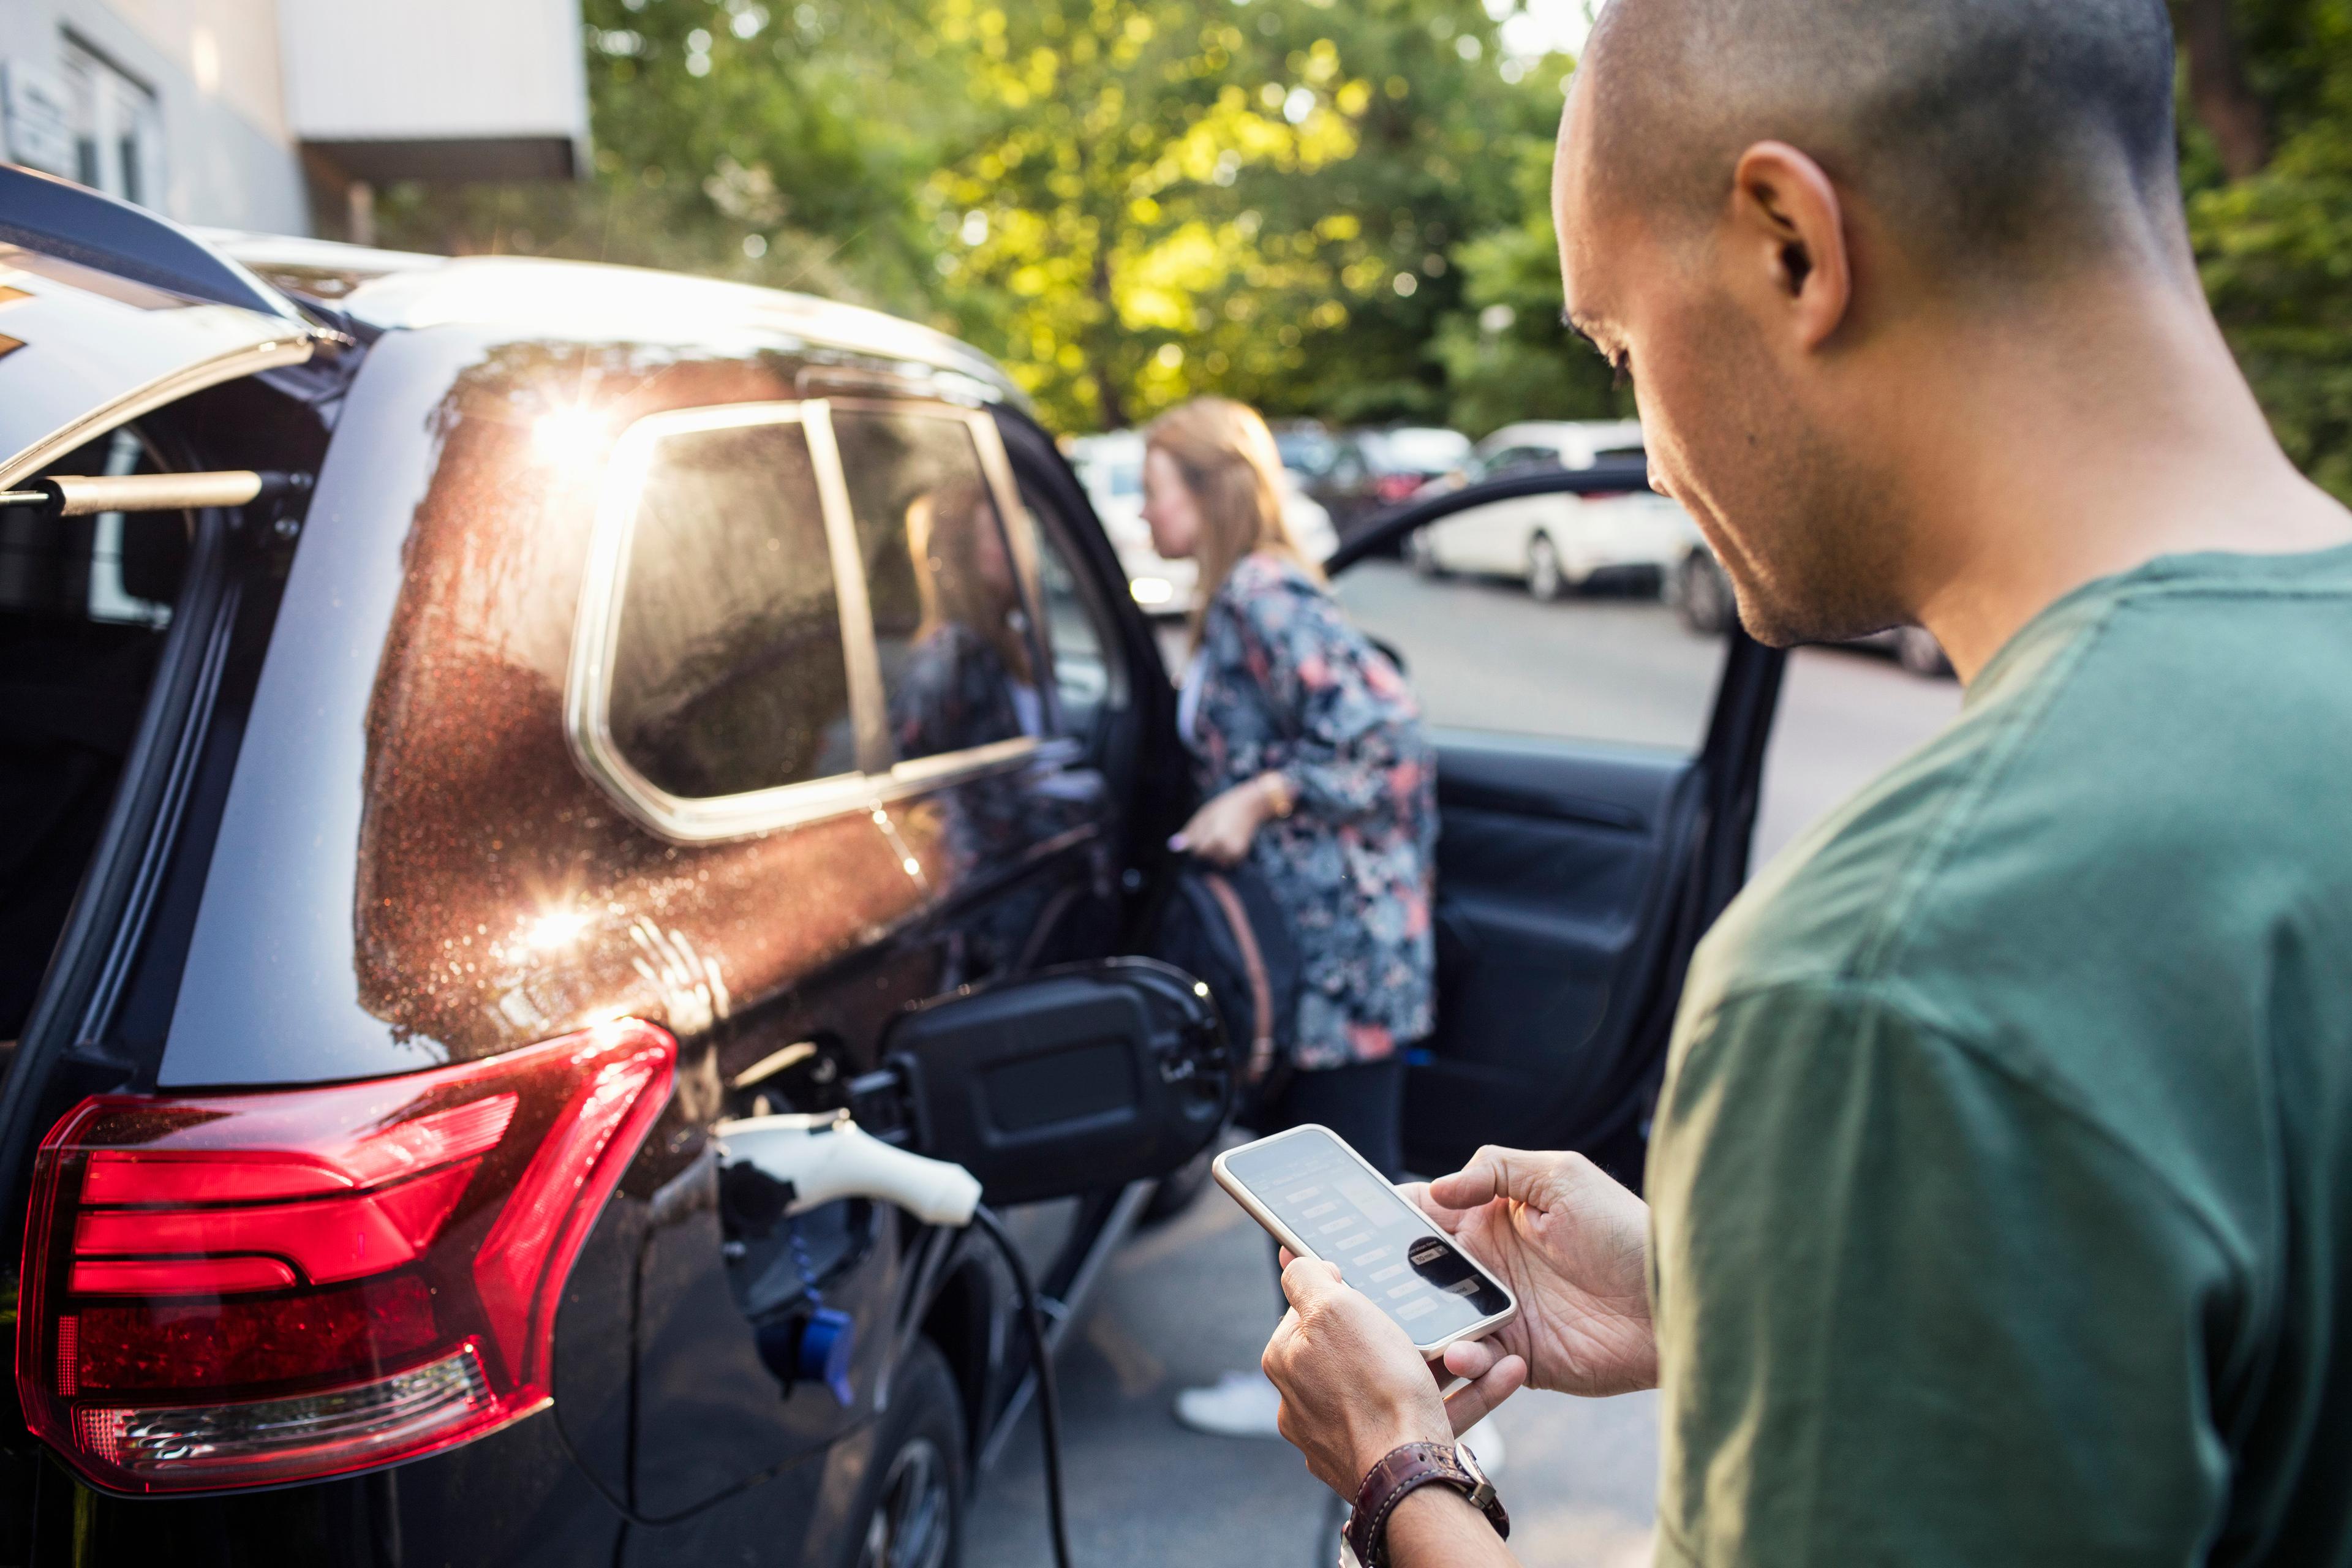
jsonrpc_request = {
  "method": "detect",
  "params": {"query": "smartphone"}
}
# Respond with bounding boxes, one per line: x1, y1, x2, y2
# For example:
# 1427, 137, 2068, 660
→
1212, 1124, 1517, 1358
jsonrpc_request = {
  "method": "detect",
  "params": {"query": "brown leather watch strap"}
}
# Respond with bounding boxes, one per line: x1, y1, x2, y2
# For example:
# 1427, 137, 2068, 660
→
1346, 1441, 1509, 1567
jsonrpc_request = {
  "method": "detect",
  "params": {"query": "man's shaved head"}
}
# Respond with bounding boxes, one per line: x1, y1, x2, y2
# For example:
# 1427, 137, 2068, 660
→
1551, 0, 2192, 651
1580, 0, 2182, 282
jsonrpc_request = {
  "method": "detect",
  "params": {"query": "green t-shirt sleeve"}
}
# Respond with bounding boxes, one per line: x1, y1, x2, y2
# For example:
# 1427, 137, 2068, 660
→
1646, 981, 2239, 1567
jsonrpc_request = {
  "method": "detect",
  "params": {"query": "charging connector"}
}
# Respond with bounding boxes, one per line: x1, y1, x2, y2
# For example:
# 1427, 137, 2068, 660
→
715, 1112, 1074, 1568
714, 1110, 981, 1226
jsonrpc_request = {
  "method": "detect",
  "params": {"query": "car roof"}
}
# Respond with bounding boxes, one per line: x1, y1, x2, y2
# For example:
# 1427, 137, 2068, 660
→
1480, 420, 1646, 462
203, 231, 1030, 408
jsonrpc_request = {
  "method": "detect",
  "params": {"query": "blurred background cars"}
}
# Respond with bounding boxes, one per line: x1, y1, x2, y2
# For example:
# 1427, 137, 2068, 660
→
1271, 420, 1340, 488
1069, 429, 1337, 616
1668, 540, 1956, 677
1405, 420, 1698, 601
1302, 426, 1475, 536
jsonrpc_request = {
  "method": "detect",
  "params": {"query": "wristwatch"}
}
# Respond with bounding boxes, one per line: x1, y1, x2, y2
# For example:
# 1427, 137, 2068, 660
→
1346, 1441, 1509, 1567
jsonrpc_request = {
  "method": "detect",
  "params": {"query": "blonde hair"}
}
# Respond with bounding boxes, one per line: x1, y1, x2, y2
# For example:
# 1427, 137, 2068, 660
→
1143, 397, 1323, 647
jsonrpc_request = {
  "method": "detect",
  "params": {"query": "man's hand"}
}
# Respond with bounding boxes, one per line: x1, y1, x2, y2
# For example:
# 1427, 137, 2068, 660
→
1412, 1147, 1658, 1420
1169, 776, 1279, 865
1261, 1258, 1469, 1497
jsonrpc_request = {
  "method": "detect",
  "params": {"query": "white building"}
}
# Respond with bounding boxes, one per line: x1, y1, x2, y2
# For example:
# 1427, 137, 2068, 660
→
0, 0, 589, 238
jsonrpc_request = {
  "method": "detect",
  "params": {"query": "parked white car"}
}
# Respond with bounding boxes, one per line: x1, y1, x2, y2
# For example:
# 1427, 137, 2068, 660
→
1068, 430, 1338, 616
1407, 420, 1698, 601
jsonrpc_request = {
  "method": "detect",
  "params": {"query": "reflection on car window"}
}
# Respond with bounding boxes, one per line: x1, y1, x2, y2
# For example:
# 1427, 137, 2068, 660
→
608, 419, 858, 798
831, 408, 1042, 763
1025, 491, 1118, 741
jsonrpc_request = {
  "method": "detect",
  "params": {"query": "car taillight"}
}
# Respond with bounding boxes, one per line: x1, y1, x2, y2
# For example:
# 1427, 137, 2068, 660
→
1374, 473, 1423, 502
15, 1020, 675, 1494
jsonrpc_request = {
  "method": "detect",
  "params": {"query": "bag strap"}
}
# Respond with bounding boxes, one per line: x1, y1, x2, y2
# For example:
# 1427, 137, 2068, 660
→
1198, 870, 1276, 1084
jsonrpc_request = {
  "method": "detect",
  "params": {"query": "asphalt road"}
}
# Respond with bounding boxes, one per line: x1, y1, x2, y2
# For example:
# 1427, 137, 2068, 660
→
968, 563, 1964, 1566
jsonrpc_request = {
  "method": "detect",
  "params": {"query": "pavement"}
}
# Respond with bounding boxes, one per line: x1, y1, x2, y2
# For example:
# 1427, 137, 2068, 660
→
970, 564, 1963, 1566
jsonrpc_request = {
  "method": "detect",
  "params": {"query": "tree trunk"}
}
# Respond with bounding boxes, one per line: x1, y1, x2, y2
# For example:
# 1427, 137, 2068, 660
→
2176, 0, 2271, 179
1089, 245, 1130, 431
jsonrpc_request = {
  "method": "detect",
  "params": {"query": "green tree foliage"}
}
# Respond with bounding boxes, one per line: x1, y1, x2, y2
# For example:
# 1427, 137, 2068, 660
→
374, 0, 956, 311
368, 0, 2347, 484
1426, 135, 1627, 436
2177, 0, 2352, 499
922, 0, 1569, 430
372, 0, 1588, 435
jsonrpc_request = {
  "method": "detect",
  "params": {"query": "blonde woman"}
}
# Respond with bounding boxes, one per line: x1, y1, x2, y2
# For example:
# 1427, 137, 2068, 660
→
1145, 398, 1441, 1439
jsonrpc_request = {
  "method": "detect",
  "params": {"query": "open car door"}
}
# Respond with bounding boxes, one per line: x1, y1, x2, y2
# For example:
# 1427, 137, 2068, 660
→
0, 165, 318, 492
1327, 470, 1785, 1183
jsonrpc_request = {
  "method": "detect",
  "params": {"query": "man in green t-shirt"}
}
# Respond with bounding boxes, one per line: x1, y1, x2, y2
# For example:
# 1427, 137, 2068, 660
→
1259, 1, 2352, 1564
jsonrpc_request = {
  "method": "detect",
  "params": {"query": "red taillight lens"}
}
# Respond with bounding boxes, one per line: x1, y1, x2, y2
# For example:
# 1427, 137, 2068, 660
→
15, 1020, 675, 1494
1375, 473, 1423, 502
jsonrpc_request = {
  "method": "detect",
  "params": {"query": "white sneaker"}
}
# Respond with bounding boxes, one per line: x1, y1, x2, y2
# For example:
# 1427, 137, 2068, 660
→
1173, 1370, 1284, 1438
1458, 1415, 1507, 1473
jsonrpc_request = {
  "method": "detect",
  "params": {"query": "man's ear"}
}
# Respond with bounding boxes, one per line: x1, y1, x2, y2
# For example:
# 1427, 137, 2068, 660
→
1728, 141, 1853, 351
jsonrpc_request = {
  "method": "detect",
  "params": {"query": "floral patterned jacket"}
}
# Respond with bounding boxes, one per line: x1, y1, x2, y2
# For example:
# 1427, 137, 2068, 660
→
1188, 551, 1437, 1068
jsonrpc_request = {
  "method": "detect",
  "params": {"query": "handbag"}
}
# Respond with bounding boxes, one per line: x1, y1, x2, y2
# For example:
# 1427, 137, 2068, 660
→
1144, 857, 1300, 1130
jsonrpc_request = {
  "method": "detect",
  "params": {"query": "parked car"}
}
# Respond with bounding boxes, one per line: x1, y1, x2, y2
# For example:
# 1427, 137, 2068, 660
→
1668, 540, 1956, 677
1406, 421, 1698, 601
1268, 420, 1338, 487
0, 170, 1224, 1567
1067, 429, 1336, 616
1305, 426, 1473, 535
0, 167, 1792, 1567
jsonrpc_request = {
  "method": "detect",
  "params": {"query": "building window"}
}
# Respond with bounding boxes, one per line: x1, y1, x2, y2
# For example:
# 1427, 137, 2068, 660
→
61, 38, 162, 209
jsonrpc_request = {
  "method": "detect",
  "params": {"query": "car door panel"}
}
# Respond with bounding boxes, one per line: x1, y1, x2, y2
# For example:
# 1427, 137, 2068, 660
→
0, 167, 318, 491
1410, 734, 1698, 1168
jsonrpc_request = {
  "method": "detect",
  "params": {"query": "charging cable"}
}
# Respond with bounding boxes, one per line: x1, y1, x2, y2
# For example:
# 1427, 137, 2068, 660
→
970, 1204, 1075, 1568
715, 1114, 1076, 1568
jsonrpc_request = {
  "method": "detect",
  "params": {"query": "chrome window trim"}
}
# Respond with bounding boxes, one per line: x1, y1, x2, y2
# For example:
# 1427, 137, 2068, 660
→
962, 406, 1064, 733
801, 399, 894, 775
821, 395, 1058, 763
566, 398, 1068, 846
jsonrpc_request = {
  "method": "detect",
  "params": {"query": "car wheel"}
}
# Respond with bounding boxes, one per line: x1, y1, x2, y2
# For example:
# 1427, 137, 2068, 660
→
1895, 625, 1954, 678
1528, 535, 1566, 602
845, 1341, 965, 1568
1406, 530, 1443, 578
1675, 551, 1735, 635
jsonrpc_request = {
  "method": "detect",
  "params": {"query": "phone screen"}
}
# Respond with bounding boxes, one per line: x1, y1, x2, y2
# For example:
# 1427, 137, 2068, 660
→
1224, 1127, 1510, 1343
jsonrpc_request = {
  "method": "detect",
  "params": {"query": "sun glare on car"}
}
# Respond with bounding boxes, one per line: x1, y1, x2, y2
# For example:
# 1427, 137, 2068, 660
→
532, 407, 611, 469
